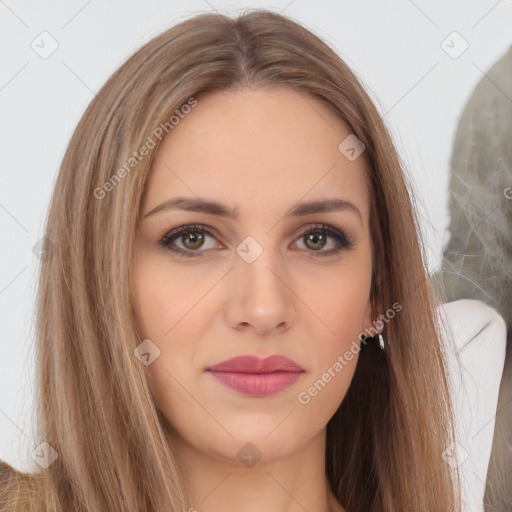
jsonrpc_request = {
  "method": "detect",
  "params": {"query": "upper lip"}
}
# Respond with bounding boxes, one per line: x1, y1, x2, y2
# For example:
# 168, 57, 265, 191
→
206, 355, 304, 373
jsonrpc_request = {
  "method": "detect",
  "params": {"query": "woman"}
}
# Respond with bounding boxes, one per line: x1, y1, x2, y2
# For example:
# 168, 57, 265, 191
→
0, 9, 462, 511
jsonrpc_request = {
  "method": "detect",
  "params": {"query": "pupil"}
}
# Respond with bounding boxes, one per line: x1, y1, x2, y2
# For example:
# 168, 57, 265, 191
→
184, 232, 203, 249
307, 233, 325, 250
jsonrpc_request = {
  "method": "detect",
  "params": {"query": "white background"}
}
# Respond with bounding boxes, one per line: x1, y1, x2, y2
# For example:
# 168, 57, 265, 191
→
1, 0, 511, 472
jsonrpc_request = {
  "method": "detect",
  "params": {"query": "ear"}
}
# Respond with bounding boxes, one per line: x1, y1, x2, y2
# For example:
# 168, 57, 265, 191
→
362, 293, 384, 334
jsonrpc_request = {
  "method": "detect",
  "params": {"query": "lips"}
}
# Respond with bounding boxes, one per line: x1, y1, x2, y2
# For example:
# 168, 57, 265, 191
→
207, 354, 304, 373
206, 355, 305, 396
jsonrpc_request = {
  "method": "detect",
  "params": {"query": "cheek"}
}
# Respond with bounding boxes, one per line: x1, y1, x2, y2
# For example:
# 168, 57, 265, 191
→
133, 273, 200, 385
132, 252, 206, 339
132, 254, 213, 409
307, 249, 373, 346
290, 251, 372, 426
294, 277, 371, 429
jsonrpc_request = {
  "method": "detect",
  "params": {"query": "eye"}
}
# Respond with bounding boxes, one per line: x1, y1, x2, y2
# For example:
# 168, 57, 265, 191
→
158, 223, 354, 258
158, 224, 220, 257
291, 223, 354, 257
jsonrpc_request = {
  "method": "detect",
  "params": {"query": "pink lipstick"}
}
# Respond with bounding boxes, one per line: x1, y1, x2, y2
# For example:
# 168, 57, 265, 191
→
206, 355, 304, 396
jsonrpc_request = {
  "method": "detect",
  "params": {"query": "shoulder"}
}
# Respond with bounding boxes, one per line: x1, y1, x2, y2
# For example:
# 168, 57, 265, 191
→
0, 459, 19, 509
0, 459, 19, 487
0, 459, 42, 511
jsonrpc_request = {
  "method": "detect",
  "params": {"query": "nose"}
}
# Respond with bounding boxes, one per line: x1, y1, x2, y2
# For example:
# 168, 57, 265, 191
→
224, 244, 295, 335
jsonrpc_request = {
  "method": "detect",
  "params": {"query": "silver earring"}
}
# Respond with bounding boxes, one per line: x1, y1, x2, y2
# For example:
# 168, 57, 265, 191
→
378, 333, 385, 350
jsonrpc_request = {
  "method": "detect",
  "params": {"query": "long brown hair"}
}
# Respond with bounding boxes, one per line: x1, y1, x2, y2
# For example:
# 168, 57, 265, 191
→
0, 9, 461, 511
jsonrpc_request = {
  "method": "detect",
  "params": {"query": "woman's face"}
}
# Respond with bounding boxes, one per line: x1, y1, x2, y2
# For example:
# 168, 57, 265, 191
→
133, 86, 374, 465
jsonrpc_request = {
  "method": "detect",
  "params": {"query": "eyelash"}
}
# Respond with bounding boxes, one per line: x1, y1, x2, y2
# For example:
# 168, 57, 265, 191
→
158, 223, 354, 258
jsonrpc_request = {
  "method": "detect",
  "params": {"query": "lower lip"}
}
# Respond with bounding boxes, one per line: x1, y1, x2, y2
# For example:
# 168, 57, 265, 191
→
207, 371, 303, 396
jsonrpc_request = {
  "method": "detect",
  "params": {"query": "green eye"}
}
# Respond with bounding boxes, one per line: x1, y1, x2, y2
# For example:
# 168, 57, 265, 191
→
159, 223, 354, 258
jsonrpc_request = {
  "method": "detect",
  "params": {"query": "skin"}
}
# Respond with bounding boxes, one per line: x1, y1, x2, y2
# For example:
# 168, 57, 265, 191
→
133, 85, 380, 512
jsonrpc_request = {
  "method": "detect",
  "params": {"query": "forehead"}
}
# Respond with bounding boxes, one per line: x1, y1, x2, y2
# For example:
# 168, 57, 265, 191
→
142, 86, 370, 222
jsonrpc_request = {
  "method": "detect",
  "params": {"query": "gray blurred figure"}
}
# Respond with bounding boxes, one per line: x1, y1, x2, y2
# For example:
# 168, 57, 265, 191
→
433, 44, 512, 511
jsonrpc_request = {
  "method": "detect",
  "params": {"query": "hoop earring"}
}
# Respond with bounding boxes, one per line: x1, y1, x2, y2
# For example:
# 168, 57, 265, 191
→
377, 333, 386, 350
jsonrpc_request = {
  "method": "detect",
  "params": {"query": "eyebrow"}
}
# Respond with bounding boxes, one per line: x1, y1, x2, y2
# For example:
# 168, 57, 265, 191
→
143, 197, 362, 221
